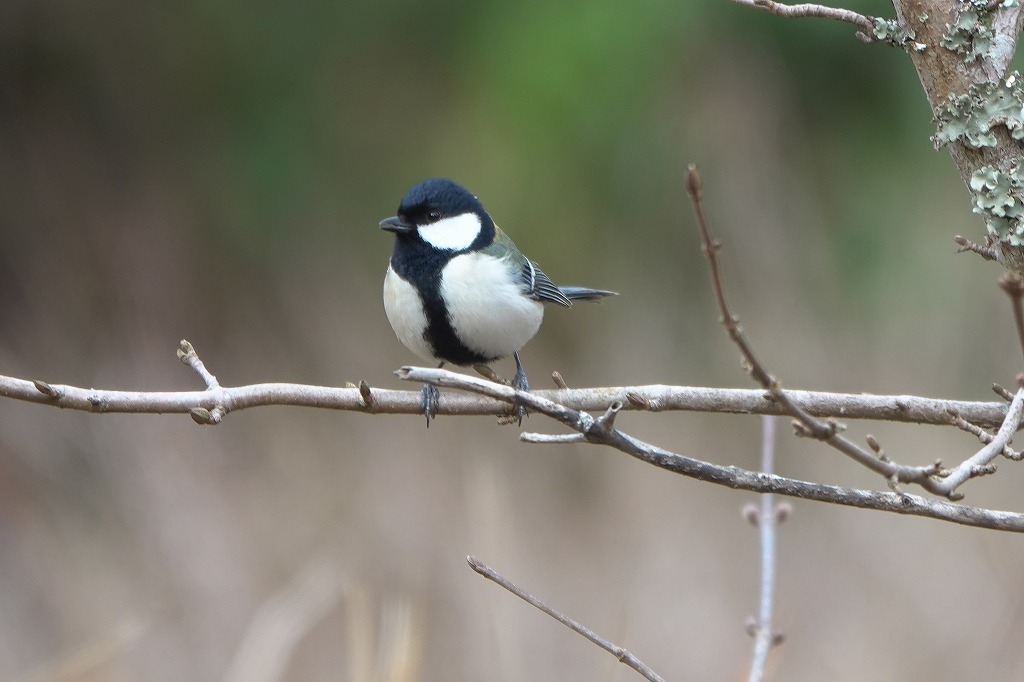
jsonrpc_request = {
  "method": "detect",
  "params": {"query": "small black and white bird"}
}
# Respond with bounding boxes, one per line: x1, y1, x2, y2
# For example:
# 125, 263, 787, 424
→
380, 177, 616, 424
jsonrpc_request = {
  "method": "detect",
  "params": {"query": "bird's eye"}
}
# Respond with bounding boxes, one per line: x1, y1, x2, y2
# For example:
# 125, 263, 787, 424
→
427, 210, 441, 223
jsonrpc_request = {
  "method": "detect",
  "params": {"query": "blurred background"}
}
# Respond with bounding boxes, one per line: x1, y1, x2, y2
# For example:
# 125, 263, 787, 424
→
3, 0, 1024, 679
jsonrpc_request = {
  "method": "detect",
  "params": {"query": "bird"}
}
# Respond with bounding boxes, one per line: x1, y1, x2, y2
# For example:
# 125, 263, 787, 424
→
380, 177, 617, 425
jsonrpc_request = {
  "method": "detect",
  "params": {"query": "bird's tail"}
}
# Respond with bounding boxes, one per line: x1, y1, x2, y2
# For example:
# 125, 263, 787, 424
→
559, 286, 618, 303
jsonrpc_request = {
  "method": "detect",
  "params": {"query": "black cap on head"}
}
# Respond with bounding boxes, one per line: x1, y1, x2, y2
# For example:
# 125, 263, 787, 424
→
397, 178, 485, 225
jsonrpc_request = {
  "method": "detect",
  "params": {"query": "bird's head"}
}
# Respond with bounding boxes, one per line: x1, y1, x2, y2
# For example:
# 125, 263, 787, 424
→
380, 178, 494, 252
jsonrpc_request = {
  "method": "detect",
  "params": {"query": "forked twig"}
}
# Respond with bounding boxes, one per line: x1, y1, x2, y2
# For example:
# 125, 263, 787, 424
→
929, 387, 1024, 496
948, 409, 1021, 460
467, 556, 666, 682
684, 165, 950, 495
685, 165, 1024, 499
398, 365, 1024, 533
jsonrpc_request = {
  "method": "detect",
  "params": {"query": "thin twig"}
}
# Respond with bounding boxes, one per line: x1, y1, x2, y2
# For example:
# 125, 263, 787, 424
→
930, 387, 1024, 496
684, 165, 953, 496
994, 383, 1015, 402
954, 235, 1001, 262
728, 0, 875, 33
177, 340, 226, 423
398, 366, 1024, 533
999, 272, 1024, 365
748, 416, 783, 682
177, 339, 220, 389
948, 409, 1021, 459
467, 556, 666, 682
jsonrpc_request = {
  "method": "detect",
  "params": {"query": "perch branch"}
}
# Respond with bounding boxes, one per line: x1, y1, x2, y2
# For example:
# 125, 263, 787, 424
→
398, 366, 1024, 533
2, 348, 1014, 427
467, 556, 666, 682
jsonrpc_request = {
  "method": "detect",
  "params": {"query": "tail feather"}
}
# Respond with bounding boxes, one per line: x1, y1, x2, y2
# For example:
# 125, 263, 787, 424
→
559, 286, 618, 303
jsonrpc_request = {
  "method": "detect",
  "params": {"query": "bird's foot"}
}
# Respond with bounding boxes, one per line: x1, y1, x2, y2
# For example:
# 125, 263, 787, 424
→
420, 383, 440, 427
475, 357, 529, 426
508, 354, 529, 426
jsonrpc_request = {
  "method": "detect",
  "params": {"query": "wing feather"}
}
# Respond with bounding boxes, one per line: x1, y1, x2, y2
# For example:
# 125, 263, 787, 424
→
486, 225, 614, 307
522, 259, 573, 307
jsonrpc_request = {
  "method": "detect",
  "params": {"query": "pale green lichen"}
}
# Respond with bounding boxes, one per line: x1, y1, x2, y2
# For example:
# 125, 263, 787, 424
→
940, 0, 1017, 62
872, 18, 923, 51
971, 164, 1024, 245
932, 73, 1024, 148
941, 9, 992, 61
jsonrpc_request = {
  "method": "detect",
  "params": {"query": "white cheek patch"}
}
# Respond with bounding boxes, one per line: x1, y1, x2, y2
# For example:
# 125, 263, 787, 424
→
419, 212, 482, 251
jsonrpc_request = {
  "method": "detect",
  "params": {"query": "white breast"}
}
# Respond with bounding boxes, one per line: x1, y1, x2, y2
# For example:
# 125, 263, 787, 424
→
441, 253, 544, 361
383, 265, 436, 361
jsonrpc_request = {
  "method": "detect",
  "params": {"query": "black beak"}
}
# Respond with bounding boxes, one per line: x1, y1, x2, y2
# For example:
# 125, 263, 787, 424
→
379, 216, 414, 234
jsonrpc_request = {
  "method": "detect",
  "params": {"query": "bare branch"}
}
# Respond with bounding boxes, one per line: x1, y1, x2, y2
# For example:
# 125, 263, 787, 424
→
930, 387, 1024, 497
467, 556, 666, 682
1, 348, 1013, 427
728, 0, 875, 34
521, 432, 587, 444
398, 366, 1024, 533
177, 339, 220, 389
948, 409, 1021, 460
748, 417, 784, 682
994, 383, 1015, 402
954, 235, 1001, 262
685, 166, 955, 495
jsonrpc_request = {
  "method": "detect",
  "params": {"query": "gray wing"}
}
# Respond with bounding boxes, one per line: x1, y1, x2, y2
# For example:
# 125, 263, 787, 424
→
521, 259, 573, 308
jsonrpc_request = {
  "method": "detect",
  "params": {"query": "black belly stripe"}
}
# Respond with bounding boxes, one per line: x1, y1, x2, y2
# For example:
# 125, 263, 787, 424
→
390, 244, 494, 365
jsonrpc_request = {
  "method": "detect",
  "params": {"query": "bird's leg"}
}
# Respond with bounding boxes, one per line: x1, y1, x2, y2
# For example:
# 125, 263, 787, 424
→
420, 362, 443, 427
473, 358, 528, 425
510, 351, 529, 425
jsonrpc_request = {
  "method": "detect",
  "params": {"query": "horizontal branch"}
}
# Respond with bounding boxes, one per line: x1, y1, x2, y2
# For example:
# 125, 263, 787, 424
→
0, 371, 1013, 427
399, 367, 1024, 533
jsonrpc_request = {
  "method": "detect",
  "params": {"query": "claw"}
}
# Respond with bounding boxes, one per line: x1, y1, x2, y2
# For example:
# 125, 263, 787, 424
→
421, 383, 440, 427
510, 351, 529, 426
